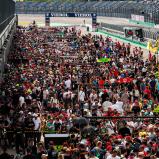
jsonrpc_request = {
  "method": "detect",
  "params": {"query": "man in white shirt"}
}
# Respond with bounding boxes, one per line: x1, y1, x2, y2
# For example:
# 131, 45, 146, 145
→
63, 89, 72, 109
43, 88, 49, 100
78, 87, 85, 102
78, 87, 85, 116
19, 95, 25, 107
89, 90, 98, 104
33, 114, 41, 131
65, 77, 71, 89
33, 114, 41, 144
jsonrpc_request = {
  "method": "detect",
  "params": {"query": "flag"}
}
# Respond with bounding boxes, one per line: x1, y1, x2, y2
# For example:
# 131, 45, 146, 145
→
147, 39, 159, 53
117, 77, 133, 84
97, 58, 111, 63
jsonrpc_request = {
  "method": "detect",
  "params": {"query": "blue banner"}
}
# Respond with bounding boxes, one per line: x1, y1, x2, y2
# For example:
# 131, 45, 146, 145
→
45, 13, 97, 18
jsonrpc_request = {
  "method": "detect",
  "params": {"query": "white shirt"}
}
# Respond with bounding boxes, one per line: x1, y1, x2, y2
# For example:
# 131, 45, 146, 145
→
65, 79, 71, 89
33, 117, 41, 130
119, 58, 124, 63
89, 157, 99, 159
106, 155, 121, 159
63, 91, 72, 99
67, 109, 72, 117
78, 91, 85, 102
19, 96, 25, 107
89, 93, 98, 103
134, 89, 140, 97
43, 89, 49, 99
142, 67, 147, 72
105, 121, 115, 135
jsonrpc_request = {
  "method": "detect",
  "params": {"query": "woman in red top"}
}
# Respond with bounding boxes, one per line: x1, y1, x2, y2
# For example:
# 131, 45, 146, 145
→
144, 86, 151, 99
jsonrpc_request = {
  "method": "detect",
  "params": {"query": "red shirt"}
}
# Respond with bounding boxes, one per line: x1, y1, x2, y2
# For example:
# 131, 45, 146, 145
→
99, 79, 105, 89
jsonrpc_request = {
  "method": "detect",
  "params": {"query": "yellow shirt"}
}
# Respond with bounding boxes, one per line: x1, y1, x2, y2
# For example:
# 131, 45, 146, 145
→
139, 131, 148, 138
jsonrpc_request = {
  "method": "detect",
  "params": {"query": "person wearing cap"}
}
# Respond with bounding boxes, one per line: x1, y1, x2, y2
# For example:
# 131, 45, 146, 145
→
105, 145, 113, 158
101, 90, 109, 104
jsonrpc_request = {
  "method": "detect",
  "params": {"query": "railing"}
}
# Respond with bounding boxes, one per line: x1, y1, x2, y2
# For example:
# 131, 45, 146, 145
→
85, 116, 159, 119
0, 16, 17, 49
0, 0, 15, 34
0, 15, 17, 81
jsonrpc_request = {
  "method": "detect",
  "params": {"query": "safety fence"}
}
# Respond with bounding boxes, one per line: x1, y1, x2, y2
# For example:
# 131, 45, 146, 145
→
97, 28, 147, 49
100, 22, 159, 40
0, 116, 159, 134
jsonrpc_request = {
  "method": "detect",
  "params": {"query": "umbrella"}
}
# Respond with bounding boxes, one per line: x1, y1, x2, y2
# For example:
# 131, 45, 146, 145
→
73, 117, 89, 129
102, 101, 113, 111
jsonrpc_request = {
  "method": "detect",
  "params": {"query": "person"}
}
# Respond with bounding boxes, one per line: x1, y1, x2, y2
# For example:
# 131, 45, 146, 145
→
83, 19, 85, 25
47, 141, 58, 159
33, 113, 41, 145
118, 121, 131, 137
1, 24, 159, 159
65, 77, 71, 89
106, 149, 120, 159
89, 150, 99, 159
78, 87, 85, 116
91, 141, 105, 159
23, 148, 35, 159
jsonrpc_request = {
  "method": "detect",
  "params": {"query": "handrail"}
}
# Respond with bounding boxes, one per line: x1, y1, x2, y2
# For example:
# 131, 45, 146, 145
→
0, 15, 14, 27
84, 116, 159, 119
0, 15, 16, 49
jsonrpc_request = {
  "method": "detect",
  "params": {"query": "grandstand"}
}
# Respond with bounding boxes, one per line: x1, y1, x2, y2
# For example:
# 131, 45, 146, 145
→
16, 0, 159, 41
16, 0, 159, 24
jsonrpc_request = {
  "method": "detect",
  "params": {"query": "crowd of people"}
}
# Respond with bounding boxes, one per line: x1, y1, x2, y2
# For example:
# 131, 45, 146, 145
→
0, 23, 159, 159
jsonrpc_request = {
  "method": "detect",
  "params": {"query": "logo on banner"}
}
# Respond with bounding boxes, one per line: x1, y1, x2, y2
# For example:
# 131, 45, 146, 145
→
93, 13, 97, 17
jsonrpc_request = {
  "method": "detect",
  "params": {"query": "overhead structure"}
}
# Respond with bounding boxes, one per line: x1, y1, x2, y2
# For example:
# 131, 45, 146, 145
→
45, 12, 97, 31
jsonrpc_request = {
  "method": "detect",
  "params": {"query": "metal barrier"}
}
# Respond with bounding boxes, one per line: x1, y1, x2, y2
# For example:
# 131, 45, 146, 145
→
84, 116, 159, 119
100, 22, 159, 40
0, 16, 17, 49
